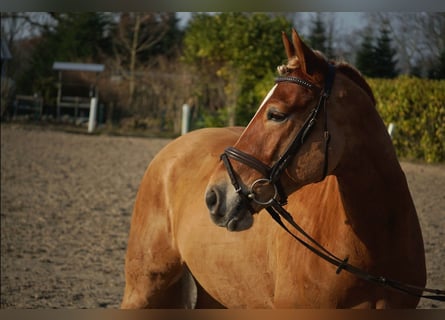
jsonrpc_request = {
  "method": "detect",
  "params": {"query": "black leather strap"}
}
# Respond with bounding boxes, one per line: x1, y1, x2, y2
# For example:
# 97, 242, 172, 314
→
266, 201, 445, 302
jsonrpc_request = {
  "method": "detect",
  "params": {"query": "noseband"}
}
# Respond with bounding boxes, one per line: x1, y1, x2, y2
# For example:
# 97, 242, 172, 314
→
220, 64, 336, 210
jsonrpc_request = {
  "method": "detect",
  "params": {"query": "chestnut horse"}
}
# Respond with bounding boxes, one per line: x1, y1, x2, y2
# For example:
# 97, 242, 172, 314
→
121, 29, 426, 308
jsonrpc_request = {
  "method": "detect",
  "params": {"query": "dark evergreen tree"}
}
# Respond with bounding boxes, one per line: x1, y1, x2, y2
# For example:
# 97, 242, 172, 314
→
428, 49, 445, 79
307, 13, 333, 57
409, 63, 423, 78
355, 34, 377, 77
308, 14, 327, 52
356, 26, 398, 78
325, 31, 334, 59
49, 12, 113, 60
373, 26, 398, 78
308, 12, 334, 58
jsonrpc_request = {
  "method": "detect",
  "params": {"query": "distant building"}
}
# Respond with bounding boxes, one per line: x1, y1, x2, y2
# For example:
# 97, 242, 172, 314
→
52, 61, 104, 121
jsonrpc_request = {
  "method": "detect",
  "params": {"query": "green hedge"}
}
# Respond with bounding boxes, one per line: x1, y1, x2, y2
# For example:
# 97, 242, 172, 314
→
368, 76, 445, 163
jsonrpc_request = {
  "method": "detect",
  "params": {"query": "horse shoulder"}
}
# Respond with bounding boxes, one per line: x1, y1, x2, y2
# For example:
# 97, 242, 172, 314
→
123, 127, 243, 308
273, 176, 375, 307
131, 127, 243, 248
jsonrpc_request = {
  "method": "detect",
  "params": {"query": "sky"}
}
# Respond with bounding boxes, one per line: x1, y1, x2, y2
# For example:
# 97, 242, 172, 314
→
176, 12, 367, 32
328, 12, 365, 31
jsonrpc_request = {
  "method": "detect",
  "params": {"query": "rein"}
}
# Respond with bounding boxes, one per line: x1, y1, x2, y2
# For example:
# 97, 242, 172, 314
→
266, 200, 445, 302
220, 63, 445, 302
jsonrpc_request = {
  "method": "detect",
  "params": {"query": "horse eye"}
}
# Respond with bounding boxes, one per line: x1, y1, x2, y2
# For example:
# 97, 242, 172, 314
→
267, 109, 288, 122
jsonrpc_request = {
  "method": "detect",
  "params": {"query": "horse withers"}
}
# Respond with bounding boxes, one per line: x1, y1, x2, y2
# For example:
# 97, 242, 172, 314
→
121, 29, 426, 308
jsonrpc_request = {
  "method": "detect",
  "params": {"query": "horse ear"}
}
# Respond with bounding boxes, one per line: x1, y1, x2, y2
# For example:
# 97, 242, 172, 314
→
291, 28, 320, 77
282, 31, 295, 59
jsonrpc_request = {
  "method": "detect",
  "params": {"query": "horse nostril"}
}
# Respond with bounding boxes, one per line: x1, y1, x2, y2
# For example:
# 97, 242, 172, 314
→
205, 188, 219, 215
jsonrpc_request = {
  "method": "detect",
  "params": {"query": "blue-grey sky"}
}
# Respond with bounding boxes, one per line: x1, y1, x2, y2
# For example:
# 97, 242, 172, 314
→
177, 12, 366, 32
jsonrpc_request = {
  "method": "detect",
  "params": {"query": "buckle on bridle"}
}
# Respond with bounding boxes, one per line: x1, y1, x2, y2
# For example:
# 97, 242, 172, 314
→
248, 178, 278, 206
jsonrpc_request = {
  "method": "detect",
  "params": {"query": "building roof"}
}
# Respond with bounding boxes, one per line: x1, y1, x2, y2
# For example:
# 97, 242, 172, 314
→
52, 62, 105, 73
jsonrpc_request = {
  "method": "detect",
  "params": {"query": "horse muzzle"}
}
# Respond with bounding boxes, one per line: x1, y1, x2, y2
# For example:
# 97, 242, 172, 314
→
205, 183, 254, 232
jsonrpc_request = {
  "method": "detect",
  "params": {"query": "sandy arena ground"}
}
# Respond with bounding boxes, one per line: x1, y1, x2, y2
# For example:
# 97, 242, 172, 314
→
1, 124, 444, 309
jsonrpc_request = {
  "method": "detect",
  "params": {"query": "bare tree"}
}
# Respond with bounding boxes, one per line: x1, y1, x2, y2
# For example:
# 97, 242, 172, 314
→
1, 12, 56, 44
148, 57, 195, 133
111, 12, 174, 110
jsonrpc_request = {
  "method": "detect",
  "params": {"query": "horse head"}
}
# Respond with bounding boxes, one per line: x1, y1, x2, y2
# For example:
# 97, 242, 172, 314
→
205, 28, 374, 231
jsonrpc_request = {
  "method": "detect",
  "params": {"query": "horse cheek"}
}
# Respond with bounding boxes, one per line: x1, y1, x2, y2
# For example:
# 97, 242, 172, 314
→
287, 141, 326, 186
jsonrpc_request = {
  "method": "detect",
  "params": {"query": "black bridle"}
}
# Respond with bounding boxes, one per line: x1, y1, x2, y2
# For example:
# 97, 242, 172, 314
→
219, 63, 445, 302
221, 64, 335, 209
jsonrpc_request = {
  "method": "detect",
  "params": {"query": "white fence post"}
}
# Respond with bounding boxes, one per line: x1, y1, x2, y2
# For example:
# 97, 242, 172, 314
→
181, 103, 191, 135
387, 122, 395, 138
88, 97, 98, 133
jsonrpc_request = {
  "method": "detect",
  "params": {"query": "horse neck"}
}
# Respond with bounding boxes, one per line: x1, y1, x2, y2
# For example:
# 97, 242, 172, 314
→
333, 107, 416, 245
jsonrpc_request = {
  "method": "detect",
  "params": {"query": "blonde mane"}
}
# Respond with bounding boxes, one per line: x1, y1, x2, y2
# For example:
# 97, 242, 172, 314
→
276, 51, 327, 75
